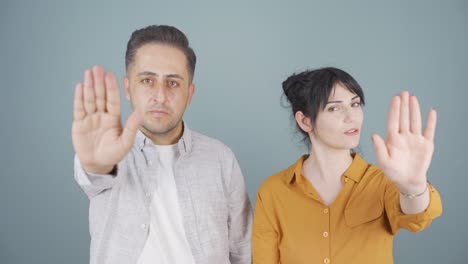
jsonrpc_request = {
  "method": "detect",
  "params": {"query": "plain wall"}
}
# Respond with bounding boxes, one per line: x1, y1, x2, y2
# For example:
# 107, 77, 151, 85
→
1, 0, 466, 262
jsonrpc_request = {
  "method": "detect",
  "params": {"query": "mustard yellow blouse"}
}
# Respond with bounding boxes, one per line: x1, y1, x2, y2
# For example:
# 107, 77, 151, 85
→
252, 154, 442, 264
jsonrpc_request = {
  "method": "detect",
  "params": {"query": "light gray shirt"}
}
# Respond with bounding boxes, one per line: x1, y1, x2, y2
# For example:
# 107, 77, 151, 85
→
74, 124, 253, 264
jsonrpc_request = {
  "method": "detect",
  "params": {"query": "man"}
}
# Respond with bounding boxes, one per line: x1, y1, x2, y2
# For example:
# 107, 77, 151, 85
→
72, 25, 252, 264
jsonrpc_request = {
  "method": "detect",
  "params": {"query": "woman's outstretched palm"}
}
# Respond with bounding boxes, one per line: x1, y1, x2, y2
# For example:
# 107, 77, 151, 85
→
372, 91, 437, 192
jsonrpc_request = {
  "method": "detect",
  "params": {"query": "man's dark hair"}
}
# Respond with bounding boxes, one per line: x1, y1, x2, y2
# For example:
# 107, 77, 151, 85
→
125, 25, 197, 81
282, 67, 365, 145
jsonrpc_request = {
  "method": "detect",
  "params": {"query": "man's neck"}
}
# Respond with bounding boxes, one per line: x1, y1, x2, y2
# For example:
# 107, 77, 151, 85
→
141, 123, 184, 145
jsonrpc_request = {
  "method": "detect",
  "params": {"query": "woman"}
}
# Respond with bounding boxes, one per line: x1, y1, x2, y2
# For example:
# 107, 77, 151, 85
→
252, 67, 442, 264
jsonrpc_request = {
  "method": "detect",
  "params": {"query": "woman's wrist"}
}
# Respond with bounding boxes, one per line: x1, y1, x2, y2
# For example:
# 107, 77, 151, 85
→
399, 183, 429, 199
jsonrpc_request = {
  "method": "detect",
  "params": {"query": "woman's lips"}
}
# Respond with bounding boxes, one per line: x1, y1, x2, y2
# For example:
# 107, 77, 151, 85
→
344, 128, 359, 135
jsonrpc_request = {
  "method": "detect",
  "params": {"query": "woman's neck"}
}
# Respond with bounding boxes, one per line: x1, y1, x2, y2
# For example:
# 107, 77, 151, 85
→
302, 147, 353, 185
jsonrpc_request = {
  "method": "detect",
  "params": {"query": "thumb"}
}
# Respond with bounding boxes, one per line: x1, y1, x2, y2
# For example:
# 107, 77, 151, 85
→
120, 111, 144, 150
372, 134, 389, 166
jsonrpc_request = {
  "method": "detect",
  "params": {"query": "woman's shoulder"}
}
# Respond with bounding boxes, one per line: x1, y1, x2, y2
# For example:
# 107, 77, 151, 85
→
257, 156, 305, 195
353, 154, 389, 185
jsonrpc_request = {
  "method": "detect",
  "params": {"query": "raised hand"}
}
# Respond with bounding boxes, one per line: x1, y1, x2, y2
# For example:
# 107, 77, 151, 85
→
372, 91, 437, 194
72, 65, 143, 174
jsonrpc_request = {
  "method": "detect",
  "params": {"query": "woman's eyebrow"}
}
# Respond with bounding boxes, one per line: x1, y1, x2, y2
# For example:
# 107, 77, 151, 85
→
326, 95, 360, 104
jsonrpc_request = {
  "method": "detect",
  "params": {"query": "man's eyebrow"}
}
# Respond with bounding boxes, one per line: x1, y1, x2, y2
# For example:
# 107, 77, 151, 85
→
165, 74, 184, 80
137, 71, 157, 76
137, 72, 184, 80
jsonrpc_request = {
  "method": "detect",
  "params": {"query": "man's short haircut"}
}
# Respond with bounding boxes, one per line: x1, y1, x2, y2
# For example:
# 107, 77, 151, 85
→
125, 25, 197, 81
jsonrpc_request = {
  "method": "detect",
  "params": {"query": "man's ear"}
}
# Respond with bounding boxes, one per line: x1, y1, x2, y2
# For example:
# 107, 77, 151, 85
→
186, 83, 195, 106
295, 111, 313, 133
123, 76, 131, 101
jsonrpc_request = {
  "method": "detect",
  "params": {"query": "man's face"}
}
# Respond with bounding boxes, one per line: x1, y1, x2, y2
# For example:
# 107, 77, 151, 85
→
124, 43, 194, 142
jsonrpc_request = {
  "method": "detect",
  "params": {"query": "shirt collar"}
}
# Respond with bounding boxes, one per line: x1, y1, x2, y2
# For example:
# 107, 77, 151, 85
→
135, 122, 193, 156
287, 153, 369, 184
287, 155, 308, 185
342, 153, 368, 183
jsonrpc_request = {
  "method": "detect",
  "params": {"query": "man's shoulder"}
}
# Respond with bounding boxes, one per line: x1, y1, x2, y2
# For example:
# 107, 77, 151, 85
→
189, 130, 234, 155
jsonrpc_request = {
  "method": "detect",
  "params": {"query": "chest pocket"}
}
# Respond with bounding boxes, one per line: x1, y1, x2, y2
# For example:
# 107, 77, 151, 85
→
344, 188, 384, 228
344, 203, 383, 227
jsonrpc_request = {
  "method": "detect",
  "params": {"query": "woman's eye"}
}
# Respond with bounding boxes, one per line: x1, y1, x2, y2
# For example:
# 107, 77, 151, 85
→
352, 102, 362, 107
327, 106, 339, 112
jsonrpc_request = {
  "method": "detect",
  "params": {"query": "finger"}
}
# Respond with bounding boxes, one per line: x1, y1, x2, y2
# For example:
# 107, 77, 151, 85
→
387, 95, 400, 137
372, 134, 389, 165
423, 108, 437, 142
409, 95, 422, 134
93, 65, 106, 112
73, 83, 86, 121
83, 69, 96, 113
399, 91, 410, 133
105, 72, 121, 116
120, 111, 143, 150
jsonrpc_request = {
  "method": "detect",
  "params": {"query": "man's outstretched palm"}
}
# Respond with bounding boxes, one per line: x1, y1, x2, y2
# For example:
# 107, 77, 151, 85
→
72, 65, 142, 174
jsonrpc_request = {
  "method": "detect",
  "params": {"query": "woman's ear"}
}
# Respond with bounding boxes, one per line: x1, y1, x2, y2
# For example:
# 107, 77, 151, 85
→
295, 111, 313, 133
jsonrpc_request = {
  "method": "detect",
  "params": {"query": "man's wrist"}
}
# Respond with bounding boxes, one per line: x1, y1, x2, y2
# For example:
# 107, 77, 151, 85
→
82, 164, 117, 175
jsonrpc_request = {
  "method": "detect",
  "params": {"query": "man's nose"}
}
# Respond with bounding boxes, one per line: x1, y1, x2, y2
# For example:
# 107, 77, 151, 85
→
151, 82, 168, 103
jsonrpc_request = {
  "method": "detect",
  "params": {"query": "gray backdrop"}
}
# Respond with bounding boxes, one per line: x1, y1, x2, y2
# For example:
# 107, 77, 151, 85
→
1, 0, 466, 263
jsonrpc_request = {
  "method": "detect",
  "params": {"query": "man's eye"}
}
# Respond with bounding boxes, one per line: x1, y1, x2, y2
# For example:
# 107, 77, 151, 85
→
168, 80, 178, 87
142, 78, 153, 85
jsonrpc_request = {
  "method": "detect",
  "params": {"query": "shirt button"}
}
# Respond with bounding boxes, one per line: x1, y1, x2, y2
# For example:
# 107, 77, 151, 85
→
323, 208, 329, 214
344, 177, 349, 183
323, 231, 329, 237
140, 224, 147, 230
324, 257, 330, 264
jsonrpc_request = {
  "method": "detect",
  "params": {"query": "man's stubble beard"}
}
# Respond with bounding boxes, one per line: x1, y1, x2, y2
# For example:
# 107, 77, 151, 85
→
140, 115, 182, 137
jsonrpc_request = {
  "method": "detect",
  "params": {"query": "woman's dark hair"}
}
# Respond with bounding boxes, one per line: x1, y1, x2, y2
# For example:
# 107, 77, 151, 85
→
282, 67, 365, 145
125, 25, 196, 81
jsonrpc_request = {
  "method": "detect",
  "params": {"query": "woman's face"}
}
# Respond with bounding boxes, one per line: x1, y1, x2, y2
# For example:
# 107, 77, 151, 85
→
310, 83, 364, 151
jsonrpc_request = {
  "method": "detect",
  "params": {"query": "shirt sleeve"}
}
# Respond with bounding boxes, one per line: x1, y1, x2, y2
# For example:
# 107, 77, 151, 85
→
252, 190, 280, 264
384, 181, 443, 234
223, 148, 253, 264
73, 155, 123, 199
